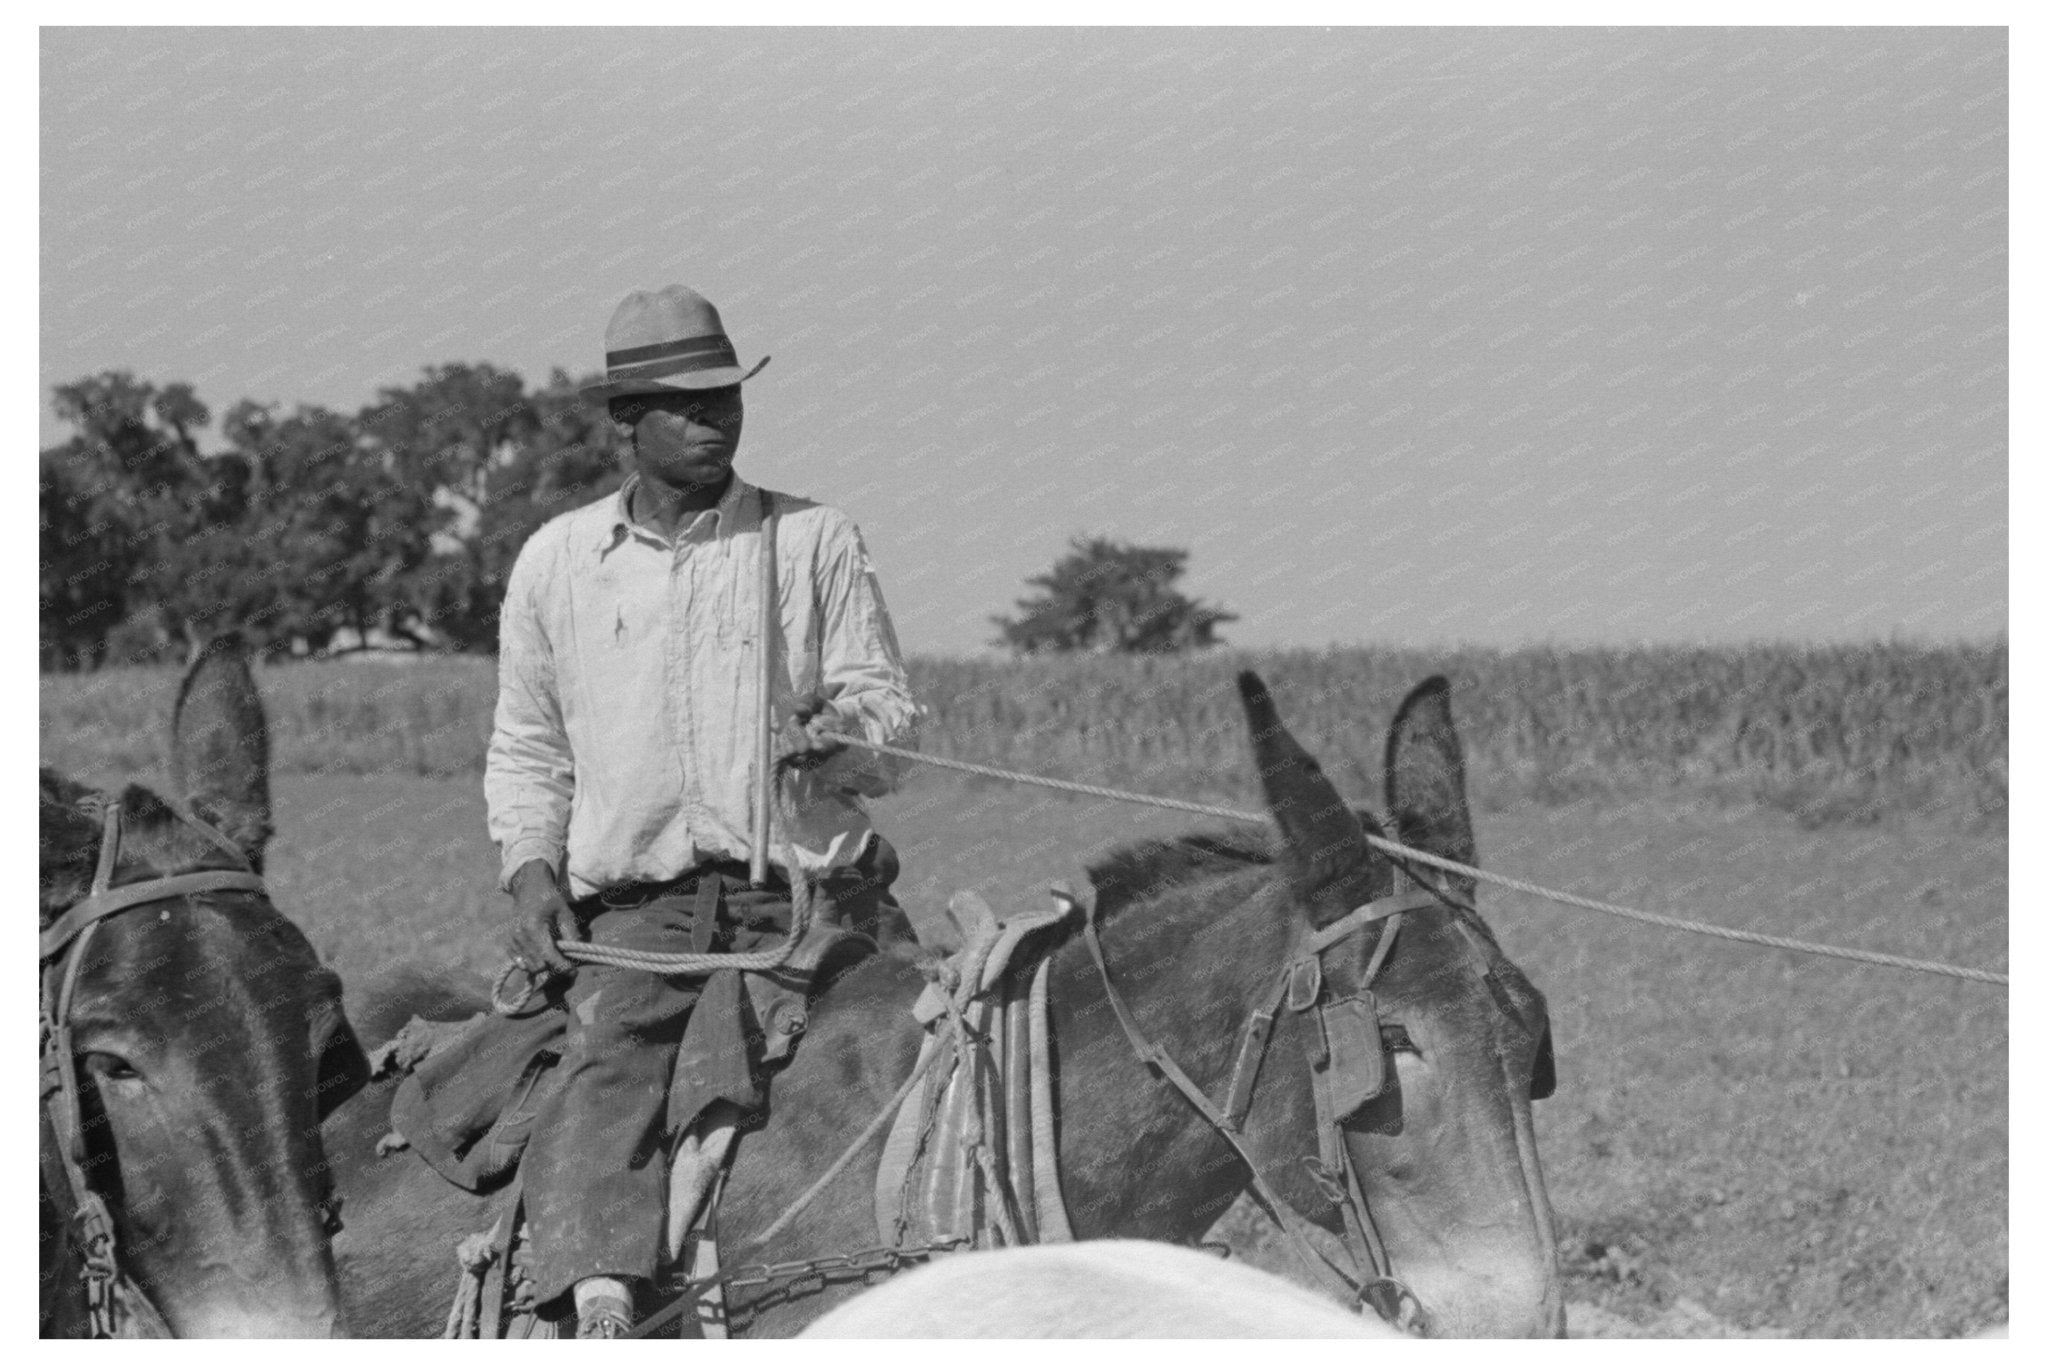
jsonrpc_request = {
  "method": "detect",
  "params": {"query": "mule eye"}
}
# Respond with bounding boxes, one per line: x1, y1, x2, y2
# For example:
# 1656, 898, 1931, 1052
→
83, 1053, 142, 1083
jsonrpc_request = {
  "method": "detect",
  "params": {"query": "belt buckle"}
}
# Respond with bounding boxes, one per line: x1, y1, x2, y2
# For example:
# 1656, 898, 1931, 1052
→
599, 880, 668, 911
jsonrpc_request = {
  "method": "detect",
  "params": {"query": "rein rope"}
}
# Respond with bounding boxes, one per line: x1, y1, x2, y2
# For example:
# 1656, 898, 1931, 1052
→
494, 876, 820, 1014
830, 736, 2009, 989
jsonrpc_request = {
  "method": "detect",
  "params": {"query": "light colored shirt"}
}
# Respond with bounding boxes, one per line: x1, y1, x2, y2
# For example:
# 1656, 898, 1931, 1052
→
485, 471, 919, 897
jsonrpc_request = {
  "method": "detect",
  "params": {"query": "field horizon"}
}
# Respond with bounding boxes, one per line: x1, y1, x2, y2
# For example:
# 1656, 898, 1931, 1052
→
39, 639, 2008, 835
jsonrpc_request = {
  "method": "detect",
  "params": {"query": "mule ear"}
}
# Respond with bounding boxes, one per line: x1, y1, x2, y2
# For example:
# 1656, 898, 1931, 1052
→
1237, 671, 1369, 905
1384, 676, 1475, 900
40, 769, 103, 919
171, 632, 273, 870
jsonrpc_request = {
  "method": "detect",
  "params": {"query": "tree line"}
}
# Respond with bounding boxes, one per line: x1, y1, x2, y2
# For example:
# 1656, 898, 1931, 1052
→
39, 365, 625, 670
40, 365, 1237, 670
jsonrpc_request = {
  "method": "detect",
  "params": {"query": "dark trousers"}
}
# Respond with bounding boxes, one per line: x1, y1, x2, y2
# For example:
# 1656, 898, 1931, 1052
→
521, 837, 907, 1306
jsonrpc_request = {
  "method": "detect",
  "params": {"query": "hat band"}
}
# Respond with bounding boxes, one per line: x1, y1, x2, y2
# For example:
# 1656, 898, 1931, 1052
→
606, 334, 738, 380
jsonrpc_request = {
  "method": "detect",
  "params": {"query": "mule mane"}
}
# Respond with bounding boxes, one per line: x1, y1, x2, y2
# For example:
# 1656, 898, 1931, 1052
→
1084, 825, 1277, 918
1082, 801, 1412, 913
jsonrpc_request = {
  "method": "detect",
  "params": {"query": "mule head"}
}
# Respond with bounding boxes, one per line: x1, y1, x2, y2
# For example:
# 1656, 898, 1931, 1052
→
1238, 671, 1564, 1337
38, 639, 364, 1337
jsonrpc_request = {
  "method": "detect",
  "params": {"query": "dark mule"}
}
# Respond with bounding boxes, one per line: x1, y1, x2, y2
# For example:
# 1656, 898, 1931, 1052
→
40, 636, 369, 1337
327, 672, 1562, 1336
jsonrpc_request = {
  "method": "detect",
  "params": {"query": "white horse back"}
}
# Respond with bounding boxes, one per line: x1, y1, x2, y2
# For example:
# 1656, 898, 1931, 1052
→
800, 1240, 1401, 1338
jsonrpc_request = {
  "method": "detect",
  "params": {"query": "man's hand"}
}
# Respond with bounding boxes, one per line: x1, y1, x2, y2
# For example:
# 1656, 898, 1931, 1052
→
507, 859, 580, 975
777, 692, 852, 771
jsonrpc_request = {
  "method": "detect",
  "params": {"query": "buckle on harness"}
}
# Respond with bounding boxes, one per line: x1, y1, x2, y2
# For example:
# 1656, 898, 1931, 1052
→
1285, 957, 1321, 1013
1300, 1155, 1348, 1207
1358, 1276, 1431, 1337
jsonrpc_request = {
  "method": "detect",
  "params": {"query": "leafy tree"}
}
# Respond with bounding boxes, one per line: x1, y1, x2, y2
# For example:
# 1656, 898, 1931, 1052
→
40, 373, 227, 667
38, 363, 627, 667
219, 398, 435, 655
433, 368, 624, 650
39, 444, 134, 669
992, 535, 1237, 655
364, 364, 624, 651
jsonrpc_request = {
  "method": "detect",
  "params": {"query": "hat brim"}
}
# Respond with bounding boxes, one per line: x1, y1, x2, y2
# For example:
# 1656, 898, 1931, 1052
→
582, 355, 770, 404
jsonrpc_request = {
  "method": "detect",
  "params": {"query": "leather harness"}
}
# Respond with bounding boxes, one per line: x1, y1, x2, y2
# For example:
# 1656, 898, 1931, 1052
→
39, 798, 270, 1339
1078, 872, 1470, 1336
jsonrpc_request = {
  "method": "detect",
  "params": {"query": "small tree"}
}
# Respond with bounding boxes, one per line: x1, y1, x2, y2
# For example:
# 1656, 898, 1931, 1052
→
992, 535, 1237, 655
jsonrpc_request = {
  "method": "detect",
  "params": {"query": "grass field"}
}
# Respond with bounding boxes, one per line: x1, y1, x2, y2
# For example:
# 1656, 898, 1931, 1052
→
40, 648, 2007, 1337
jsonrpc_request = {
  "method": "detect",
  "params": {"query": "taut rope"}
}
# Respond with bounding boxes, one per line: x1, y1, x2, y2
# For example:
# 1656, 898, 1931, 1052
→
834, 736, 2008, 989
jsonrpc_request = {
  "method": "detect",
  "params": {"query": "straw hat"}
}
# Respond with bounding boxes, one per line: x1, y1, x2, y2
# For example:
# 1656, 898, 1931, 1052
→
580, 285, 770, 402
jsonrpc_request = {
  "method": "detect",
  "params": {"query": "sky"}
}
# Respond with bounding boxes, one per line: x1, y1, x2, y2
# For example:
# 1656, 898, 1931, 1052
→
39, 26, 2007, 655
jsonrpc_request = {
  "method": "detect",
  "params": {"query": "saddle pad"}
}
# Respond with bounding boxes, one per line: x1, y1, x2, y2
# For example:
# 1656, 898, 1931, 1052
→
876, 888, 1077, 1249
911, 892, 1075, 1025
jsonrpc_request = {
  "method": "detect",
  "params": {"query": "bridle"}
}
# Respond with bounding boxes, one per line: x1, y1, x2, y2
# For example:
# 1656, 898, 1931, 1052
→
39, 796, 270, 1339
1078, 865, 1539, 1336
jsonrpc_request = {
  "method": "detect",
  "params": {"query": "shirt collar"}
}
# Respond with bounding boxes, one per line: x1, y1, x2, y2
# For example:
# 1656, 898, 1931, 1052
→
609, 470, 756, 546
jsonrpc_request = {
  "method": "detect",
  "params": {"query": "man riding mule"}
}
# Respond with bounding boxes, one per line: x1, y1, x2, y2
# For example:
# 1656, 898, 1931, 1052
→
328, 671, 1566, 1337
483, 284, 920, 1336
40, 636, 369, 1336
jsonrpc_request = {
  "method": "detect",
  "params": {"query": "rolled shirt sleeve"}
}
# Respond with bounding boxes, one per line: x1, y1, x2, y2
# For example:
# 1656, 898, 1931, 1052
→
809, 517, 919, 796
485, 529, 575, 890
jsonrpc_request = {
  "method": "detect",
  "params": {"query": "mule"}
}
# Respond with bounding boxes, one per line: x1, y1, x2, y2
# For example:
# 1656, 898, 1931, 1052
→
326, 671, 1563, 1336
799, 1240, 1403, 1337
39, 636, 369, 1337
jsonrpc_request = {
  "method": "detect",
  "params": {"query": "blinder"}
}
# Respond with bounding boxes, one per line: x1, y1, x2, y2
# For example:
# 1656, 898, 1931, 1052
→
1317, 993, 1387, 1122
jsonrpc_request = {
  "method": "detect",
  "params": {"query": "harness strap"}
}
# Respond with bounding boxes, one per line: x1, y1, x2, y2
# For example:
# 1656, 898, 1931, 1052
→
1219, 1000, 1280, 1130
90, 800, 122, 890
1081, 884, 1449, 1325
1304, 981, 1397, 1288
41, 871, 272, 961
1220, 892, 1425, 1129
43, 801, 265, 961
1079, 899, 1368, 1302
39, 1066, 112, 1313
1362, 910, 1403, 996
44, 930, 166, 1338
1301, 889, 1437, 954
1305, 1011, 1381, 1267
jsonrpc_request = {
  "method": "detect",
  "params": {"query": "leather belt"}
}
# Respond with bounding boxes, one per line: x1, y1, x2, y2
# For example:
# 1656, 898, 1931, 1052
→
590, 862, 766, 912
